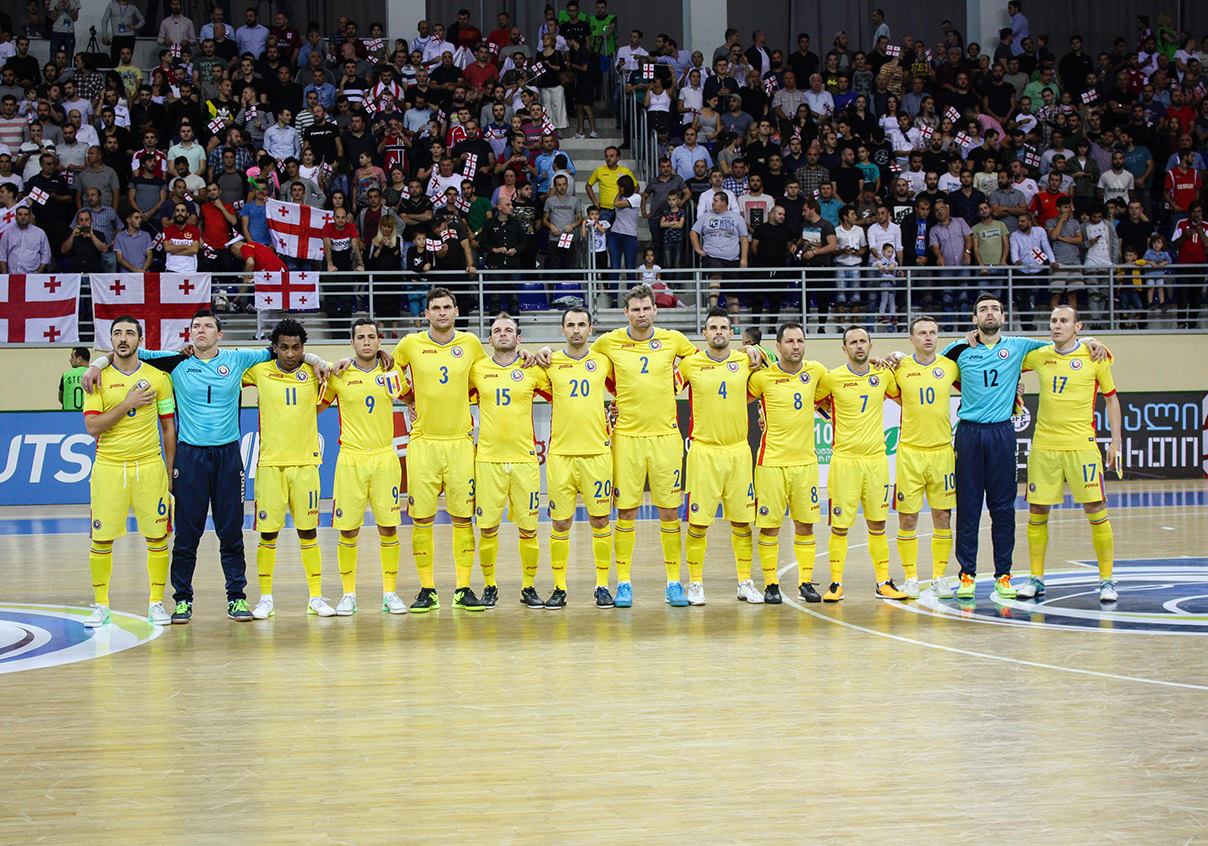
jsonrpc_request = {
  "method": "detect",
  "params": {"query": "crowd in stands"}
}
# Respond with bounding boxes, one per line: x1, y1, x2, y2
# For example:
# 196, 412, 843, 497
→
0, 2, 1205, 331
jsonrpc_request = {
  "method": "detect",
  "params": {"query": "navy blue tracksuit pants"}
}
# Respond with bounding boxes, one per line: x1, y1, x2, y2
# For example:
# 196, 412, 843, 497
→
171, 441, 248, 603
953, 421, 1017, 579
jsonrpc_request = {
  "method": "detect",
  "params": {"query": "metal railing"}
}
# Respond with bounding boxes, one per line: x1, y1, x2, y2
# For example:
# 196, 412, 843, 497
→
20, 263, 1205, 347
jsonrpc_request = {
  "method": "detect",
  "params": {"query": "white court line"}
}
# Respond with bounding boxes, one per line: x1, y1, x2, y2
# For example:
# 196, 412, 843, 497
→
774, 515, 1208, 693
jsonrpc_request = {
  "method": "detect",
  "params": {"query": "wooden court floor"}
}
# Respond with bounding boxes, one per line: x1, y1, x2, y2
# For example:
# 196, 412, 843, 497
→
2, 480, 1207, 844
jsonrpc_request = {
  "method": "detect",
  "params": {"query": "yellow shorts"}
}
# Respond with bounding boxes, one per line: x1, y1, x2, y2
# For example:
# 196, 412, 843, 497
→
613, 432, 684, 510
255, 464, 320, 533
755, 462, 821, 528
89, 458, 171, 541
1027, 447, 1106, 505
686, 441, 754, 526
475, 461, 540, 530
406, 436, 476, 520
333, 450, 403, 530
895, 446, 956, 513
547, 453, 613, 519
827, 454, 891, 528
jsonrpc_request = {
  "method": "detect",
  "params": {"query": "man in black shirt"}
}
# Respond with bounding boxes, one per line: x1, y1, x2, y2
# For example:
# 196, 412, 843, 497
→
3, 36, 41, 87
451, 120, 496, 195
560, 1, 590, 45
340, 113, 376, 167
303, 106, 342, 163
981, 65, 1016, 126
750, 204, 793, 327
1114, 199, 1154, 257
787, 34, 819, 83
833, 147, 863, 203
27, 153, 75, 250
744, 119, 781, 179
265, 64, 304, 116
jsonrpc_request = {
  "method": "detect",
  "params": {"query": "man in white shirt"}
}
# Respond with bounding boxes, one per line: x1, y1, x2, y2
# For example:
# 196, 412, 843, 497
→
235, 9, 270, 59
737, 174, 775, 230
698, 168, 738, 215
615, 29, 649, 73
803, 74, 834, 122
866, 203, 903, 262
833, 203, 868, 310
887, 114, 922, 166
264, 109, 301, 160
1009, 159, 1039, 204
1097, 151, 1135, 205
167, 123, 206, 176
902, 152, 927, 197
422, 24, 456, 67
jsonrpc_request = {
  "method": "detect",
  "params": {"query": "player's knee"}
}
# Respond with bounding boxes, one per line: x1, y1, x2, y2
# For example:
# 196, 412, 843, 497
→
1029, 504, 1051, 515
617, 507, 638, 520
297, 529, 317, 540
1084, 502, 1106, 517
792, 521, 814, 536
451, 516, 472, 527
552, 519, 573, 532
759, 527, 779, 537
866, 520, 886, 532
412, 516, 434, 527
480, 525, 499, 537
144, 535, 167, 546
260, 531, 279, 541
519, 529, 536, 539
587, 516, 609, 529
832, 527, 849, 537
898, 513, 918, 530
932, 510, 952, 528
340, 529, 360, 539
92, 539, 114, 551
377, 526, 397, 537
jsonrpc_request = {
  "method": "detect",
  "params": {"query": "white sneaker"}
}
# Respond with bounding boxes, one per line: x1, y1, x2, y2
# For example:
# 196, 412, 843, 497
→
84, 603, 111, 628
573, 132, 585, 139
335, 593, 357, 616
736, 579, 765, 603
686, 581, 707, 606
308, 596, 337, 617
902, 578, 920, 599
252, 596, 275, 619
1099, 580, 1118, 603
589, 130, 599, 138
147, 602, 171, 625
382, 592, 408, 614
1016, 577, 1045, 599
931, 576, 954, 599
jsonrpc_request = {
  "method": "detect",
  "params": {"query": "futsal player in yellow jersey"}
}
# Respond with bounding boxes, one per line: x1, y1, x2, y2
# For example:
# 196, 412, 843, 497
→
891, 316, 959, 600
244, 319, 336, 618
678, 308, 757, 606
818, 327, 909, 601
1019, 306, 1122, 603
82, 316, 176, 627
323, 318, 409, 616
747, 322, 829, 603
542, 307, 616, 609
587, 284, 699, 607
469, 315, 552, 608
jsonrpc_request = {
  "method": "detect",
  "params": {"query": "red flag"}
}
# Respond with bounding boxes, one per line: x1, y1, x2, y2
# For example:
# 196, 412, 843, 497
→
267, 199, 333, 261
254, 271, 320, 311
0, 274, 80, 343
92, 273, 212, 350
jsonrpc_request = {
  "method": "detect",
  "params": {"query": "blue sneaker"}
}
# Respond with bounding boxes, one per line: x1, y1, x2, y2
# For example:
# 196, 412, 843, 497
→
614, 581, 633, 607
665, 581, 689, 607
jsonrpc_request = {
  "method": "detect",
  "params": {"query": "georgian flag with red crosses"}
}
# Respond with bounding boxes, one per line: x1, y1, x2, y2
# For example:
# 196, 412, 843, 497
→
0, 274, 81, 343
91, 273, 212, 350
266, 199, 334, 261
254, 271, 320, 311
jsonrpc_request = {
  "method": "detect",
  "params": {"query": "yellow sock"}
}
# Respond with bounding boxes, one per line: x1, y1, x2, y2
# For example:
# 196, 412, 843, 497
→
479, 529, 499, 587
300, 539, 322, 597
897, 529, 918, 580
146, 539, 169, 603
793, 533, 816, 584
592, 525, 612, 587
828, 530, 849, 583
519, 534, 540, 588
869, 529, 890, 583
1089, 510, 1114, 581
615, 518, 636, 583
452, 522, 475, 589
379, 535, 400, 593
550, 528, 570, 590
413, 522, 435, 589
257, 538, 277, 595
685, 526, 707, 583
931, 528, 953, 581
758, 534, 779, 586
1027, 512, 1050, 578
337, 537, 358, 594
89, 540, 113, 605
731, 525, 753, 581
659, 519, 682, 583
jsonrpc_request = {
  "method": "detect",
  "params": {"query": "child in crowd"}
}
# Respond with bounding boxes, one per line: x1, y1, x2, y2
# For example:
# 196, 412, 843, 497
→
1142, 232, 1172, 309
872, 242, 899, 330
658, 193, 686, 268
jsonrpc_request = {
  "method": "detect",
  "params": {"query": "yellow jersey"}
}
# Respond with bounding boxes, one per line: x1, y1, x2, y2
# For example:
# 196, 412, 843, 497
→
242, 361, 327, 466
83, 363, 175, 463
894, 355, 958, 450
747, 361, 829, 466
391, 330, 486, 440
544, 349, 614, 456
591, 326, 697, 437
470, 355, 552, 463
821, 365, 899, 458
1023, 342, 1117, 451
678, 349, 752, 446
325, 363, 406, 455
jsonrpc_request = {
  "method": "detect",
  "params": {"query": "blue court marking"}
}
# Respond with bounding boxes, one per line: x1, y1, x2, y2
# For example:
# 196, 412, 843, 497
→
0, 489, 1203, 537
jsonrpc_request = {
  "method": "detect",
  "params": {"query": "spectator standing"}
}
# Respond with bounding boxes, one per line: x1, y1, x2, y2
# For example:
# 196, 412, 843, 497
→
113, 209, 154, 272
0, 205, 50, 272
690, 192, 749, 312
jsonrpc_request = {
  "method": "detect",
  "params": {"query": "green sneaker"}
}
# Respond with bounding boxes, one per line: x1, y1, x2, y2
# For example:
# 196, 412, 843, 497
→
227, 598, 253, 621
171, 600, 193, 624
994, 575, 1017, 599
955, 574, 976, 599
410, 587, 439, 613
453, 587, 486, 611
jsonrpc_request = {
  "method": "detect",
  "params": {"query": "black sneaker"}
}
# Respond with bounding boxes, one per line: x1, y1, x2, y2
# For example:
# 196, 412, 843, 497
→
545, 588, 567, 609
410, 587, 440, 613
594, 586, 615, 608
798, 581, 822, 603
520, 586, 544, 608
170, 600, 192, 624
227, 598, 253, 621
764, 583, 783, 604
481, 585, 498, 607
452, 587, 485, 611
